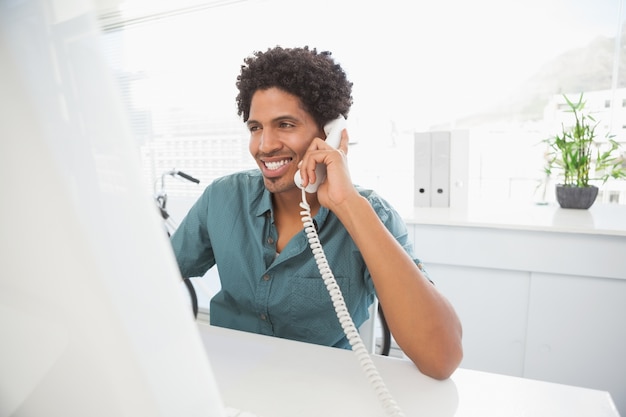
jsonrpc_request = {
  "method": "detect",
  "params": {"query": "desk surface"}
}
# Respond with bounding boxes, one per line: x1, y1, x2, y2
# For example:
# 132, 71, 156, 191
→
198, 324, 619, 417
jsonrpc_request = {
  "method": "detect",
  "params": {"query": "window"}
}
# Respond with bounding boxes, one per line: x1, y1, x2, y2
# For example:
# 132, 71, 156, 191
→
99, 0, 626, 213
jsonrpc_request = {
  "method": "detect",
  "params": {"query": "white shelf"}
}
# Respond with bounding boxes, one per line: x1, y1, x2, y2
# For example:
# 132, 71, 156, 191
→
405, 202, 626, 236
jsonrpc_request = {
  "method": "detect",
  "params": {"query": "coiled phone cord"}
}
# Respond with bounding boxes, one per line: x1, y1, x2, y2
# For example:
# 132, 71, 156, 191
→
299, 189, 406, 417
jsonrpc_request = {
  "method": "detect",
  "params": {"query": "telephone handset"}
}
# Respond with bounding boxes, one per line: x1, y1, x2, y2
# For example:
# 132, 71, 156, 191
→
294, 115, 346, 193
297, 116, 406, 417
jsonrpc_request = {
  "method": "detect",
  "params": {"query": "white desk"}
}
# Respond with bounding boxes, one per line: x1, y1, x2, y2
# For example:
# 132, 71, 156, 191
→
405, 202, 626, 236
400, 203, 626, 416
198, 324, 619, 417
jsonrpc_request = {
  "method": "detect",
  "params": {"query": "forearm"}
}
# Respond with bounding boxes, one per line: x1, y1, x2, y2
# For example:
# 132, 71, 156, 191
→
334, 195, 463, 379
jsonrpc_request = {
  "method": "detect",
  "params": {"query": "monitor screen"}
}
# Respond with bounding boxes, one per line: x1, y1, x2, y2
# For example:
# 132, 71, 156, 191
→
0, 1, 226, 416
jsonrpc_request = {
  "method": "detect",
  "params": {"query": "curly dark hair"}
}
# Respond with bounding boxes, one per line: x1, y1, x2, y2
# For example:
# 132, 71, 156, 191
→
235, 46, 353, 128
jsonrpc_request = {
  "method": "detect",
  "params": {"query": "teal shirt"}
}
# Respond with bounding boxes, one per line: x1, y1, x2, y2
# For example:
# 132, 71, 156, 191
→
170, 169, 423, 349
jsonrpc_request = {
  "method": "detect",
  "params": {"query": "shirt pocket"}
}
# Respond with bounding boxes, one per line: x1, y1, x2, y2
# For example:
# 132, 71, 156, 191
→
288, 275, 351, 346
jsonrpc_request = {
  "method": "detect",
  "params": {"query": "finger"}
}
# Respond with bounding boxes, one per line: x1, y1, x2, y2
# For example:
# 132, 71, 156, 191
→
338, 129, 349, 156
299, 138, 324, 186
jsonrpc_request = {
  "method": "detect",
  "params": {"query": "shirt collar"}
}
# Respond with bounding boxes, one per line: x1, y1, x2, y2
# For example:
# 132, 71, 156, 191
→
255, 186, 273, 218
254, 186, 331, 229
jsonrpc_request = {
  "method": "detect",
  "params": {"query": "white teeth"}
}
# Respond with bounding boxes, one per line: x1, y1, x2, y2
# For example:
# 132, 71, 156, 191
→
264, 159, 290, 170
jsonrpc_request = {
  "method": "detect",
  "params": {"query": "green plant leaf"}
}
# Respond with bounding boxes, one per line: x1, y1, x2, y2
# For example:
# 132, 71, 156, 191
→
542, 92, 625, 187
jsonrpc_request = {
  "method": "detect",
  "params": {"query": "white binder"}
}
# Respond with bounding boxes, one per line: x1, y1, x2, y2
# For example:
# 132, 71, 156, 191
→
413, 131, 432, 207
430, 131, 451, 207
414, 130, 468, 209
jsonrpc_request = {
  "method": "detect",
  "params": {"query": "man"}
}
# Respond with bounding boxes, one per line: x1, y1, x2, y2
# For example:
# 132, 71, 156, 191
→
171, 46, 462, 379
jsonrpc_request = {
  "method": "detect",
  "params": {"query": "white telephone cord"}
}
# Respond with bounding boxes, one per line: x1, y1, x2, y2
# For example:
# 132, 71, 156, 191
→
299, 189, 406, 417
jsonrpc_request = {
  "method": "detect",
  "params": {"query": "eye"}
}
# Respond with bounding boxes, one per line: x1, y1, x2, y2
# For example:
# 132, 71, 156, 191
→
248, 124, 261, 133
278, 121, 295, 129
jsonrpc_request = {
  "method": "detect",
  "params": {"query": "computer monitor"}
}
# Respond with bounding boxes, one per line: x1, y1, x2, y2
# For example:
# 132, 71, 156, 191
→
0, 1, 227, 416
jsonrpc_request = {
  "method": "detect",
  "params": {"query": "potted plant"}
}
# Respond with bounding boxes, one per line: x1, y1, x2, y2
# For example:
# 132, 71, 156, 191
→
543, 93, 626, 209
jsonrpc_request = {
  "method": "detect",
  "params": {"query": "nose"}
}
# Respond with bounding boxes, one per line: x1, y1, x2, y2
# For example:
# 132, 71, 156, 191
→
259, 127, 281, 153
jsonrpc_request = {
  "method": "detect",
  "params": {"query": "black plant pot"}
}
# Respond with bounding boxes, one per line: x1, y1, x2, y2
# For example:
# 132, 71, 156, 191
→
555, 185, 599, 209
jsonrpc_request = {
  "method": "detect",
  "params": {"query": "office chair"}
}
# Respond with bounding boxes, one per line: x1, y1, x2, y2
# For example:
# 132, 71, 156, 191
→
378, 303, 391, 356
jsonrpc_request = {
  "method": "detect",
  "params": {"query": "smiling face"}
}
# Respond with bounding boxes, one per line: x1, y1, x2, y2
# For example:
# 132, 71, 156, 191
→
247, 87, 323, 194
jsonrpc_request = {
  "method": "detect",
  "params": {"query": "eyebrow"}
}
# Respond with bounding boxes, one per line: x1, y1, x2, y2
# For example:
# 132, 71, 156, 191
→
247, 115, 300, 128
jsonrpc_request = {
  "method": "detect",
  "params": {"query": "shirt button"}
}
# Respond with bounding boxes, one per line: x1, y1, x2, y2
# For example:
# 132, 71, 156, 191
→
260, 313, 267, 321
267, 237, 274, 245
263, 274, 270, 281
